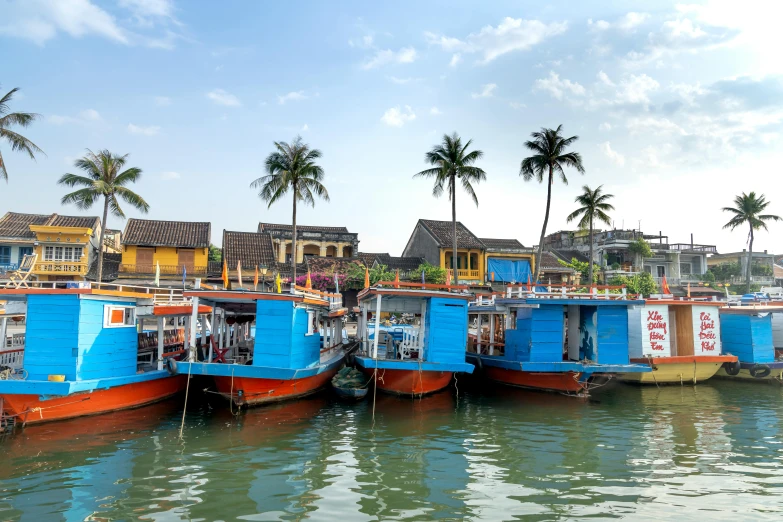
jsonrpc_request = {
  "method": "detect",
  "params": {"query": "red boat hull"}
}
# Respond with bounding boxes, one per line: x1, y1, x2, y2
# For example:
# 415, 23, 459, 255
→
213, 368, 339, 407
0, 376, 187, 427
484, 367, 587, 393
360, 368, 453, 396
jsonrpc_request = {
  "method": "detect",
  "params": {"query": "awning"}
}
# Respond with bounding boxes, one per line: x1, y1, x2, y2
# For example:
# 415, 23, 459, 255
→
487, 258, 531, 283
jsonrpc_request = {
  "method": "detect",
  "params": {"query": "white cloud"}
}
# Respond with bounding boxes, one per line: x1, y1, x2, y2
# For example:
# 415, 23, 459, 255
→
301, 123, 309, 132
425, 17, 567, 64
119, 0, 174, 19
617, 12, 650, 31
388, 76, 419, 85
588, 19, 611, 31
615, 74, 659, 105
600, 141, 625, 166
0, 0, 129, 46
207, 88, 241, 107
127, 123, 160, 136
597, 70, 615, 87
154, 96, 171, 106
626, 116, 687, 136
161, 171, 181, 180
533, 72, 585, 100
509, 101, 526, 110
277, 90, 308, 104
362, 47, 417, 69
449, 53, 462, 67
349, 34, 374, 48
380, 106, 416, 127
599, 122, 612, 131
472, 83, 497, 99
669, 82, 708, 105
430, 106, 442, 115
48, 108, 102, 125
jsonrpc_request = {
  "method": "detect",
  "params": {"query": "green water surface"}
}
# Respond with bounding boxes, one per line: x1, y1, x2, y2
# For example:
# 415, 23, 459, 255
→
1, 380, 782, 521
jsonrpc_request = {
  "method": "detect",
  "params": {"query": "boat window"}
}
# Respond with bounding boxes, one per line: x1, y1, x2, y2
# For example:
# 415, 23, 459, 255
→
104, 305, 136, 328
307, 310, 316, 335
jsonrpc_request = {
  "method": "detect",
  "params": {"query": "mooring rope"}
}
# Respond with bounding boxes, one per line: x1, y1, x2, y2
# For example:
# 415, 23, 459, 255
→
178, 361, 193, 439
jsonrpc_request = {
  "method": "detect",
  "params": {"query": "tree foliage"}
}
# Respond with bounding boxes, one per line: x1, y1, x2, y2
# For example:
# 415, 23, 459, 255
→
416, 262, 447, 284
557, 257, 596, 283
609, 272, 658, 296
0, 86, 44, 181
208, 244, 222, 262
344, 263, 396, 289
628, 238, 653, 260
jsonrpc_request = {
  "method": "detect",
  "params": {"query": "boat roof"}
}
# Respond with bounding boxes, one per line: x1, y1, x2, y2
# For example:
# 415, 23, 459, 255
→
0, 286, 159, 301
720, 303, 783, 315
184, 288, 336, 311
358, 283, 473, 302
643, 298, 723, 307
497, 297, 644, 306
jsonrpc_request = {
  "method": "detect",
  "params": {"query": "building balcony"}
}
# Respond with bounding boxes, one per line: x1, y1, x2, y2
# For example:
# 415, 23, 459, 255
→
119, 263, 208, 276
457, 269, 481, 279
669, 243, 717, 253
34, 261, 88, 276
0, 263, 19, 273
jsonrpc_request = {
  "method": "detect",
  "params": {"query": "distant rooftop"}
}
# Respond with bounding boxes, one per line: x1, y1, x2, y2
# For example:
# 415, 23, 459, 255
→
123, 219, 211, 248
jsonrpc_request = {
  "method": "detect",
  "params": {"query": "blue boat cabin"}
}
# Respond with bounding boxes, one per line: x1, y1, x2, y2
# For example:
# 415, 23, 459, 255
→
720, 310, 777, 364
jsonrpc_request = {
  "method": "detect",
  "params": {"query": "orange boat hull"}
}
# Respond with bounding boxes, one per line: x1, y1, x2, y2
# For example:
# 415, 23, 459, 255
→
484, 367, 587, 393
0, 376, 187, 427
360, 368, 453, 396
213, 368, 339, 407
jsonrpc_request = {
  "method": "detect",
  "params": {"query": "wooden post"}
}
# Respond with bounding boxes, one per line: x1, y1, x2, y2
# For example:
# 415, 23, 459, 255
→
372, 294, 382, 359
477, 313, 483, 354
361, 305, 368, 354
419, 299, 427, 359
184, 315, 192, 361
157, 316, 165, 370
489, 313, 495, 356
0, 317, 7, 350
208, 307, 216, 362
218, 310, 224, 355
188, 296, 199, 362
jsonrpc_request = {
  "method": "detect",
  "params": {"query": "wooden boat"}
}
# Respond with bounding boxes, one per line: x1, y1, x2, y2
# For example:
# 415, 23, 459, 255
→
714, 302, 783, 383
466, 284, 650, 395
172, 285, 349, 408
0, 284, 200, 430
331, 367, 368, 400
618, 297, 737, 385
353, 282, 474, 396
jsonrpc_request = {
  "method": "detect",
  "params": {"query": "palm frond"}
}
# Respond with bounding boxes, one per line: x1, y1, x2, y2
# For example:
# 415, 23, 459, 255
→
115, 186, 150, 213
0, 128, 45, 159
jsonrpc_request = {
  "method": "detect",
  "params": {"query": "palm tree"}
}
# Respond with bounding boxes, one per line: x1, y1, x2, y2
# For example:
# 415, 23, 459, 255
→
414, 132, 486, 285
566, 185, 614, 285
520, 125, 585, 283
251, 136, 329, 283
722, 192, 781, 293
59, 150, 150, 282
1, 87, 45, 181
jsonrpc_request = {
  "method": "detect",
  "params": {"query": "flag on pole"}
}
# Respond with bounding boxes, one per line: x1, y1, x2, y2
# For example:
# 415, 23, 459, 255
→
222, 260, 229, 289
364, 266, 370, 289
237, 260, 243, 288
275, 272, 281, 293
154, 261, 160, 287
254, 265, 259, 291
334, 273, 339, 294
527, 274, 532, 291
446, 269, 452, 286
662, 275, 671, 294
182, 265, 187, 288
305, 270, 312, 289
421, 270, 425, 284
687, 282, 691, 298
394, 269, 400, 288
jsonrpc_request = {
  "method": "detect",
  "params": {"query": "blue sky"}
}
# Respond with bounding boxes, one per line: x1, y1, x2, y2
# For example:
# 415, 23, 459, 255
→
1, 0, 781, 254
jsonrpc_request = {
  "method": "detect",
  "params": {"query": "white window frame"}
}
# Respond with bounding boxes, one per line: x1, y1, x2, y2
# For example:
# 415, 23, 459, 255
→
306, 310, 316, 336
44, 246, 54, 261
104, 305, 137, 328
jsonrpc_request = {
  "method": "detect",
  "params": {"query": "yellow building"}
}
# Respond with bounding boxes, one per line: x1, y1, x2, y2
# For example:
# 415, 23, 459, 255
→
258, 223, 359, 264
402, 219, 535, 284
0, 212, 101, 282
119, 219, 211, 281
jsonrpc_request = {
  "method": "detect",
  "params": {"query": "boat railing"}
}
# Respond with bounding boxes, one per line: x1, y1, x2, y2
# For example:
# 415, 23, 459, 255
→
292, 285, 343, 309
0, 333, 24, 370
469, 293, 505, 306
3, 280, 190, 304
504, 283, 629, 300
374, 281, 470, 292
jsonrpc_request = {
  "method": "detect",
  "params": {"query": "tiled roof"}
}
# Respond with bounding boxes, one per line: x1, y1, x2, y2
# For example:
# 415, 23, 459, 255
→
86, 253, 122, 282
550, 249, 589, 264
0, 212, 50, 239
480, 238, 526, 250
386, 256, 426, 271
540, 252, 574, 271
123, 219, 211, 248
48, 215, 100, 229
222, 231, 277, 269
258, 223, 349, 233
357, 252, 392, 266
418, 219, 484, 249
306, 256, 363, 274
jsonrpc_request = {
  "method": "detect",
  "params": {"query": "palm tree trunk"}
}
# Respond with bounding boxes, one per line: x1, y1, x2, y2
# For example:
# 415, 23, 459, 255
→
452, 175, 458, 286
746, 224, 754, 294
291, 190, 298, 288
96, 196, 109, 283
588, 215, 594, 286
534, 165, 554, 283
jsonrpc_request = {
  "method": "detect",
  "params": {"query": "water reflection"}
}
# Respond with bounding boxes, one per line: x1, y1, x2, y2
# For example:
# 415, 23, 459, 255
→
1, 383, 783, 520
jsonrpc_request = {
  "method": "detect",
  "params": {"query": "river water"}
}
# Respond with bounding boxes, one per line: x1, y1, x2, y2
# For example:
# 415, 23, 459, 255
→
1, 379, 782, 521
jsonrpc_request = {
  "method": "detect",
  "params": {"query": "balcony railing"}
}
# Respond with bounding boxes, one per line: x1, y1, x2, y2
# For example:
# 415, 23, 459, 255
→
34, 261, 88, 275
0, 263, 19, 273
119, 264, 207, 276
457, 269, 481, 279
669, 243, 718, 253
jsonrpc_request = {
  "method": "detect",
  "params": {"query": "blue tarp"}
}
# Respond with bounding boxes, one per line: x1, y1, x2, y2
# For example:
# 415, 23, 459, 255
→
487, 258, 531, 283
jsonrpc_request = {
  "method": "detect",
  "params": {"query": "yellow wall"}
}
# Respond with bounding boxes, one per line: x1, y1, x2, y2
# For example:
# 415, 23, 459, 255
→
484, 252, 536, 275
122, 245, 209, 268
30, 226, 93, 280
438, 248, 486, 281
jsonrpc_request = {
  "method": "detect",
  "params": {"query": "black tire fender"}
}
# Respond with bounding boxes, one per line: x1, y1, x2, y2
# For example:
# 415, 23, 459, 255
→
723, 361, 741, 376
165, 357, 178, 375
750, 364, 771, 379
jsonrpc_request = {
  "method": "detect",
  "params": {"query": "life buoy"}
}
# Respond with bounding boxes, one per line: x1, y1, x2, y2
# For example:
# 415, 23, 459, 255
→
723, 361, 741, 376
165, 358, 178, 375
750, 364, 771, 379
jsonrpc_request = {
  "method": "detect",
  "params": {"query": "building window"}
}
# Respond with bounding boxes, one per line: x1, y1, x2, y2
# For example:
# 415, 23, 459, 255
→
0, 246, 10, 265
657, 265, 665, 277
43, 246, 83, 262
18, 247, 33, 261
104, 305, 136, 328
680, 263, 692, 275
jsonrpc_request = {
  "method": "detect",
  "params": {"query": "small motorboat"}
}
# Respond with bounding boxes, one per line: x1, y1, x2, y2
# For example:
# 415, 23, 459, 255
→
331, 367, 368, 400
